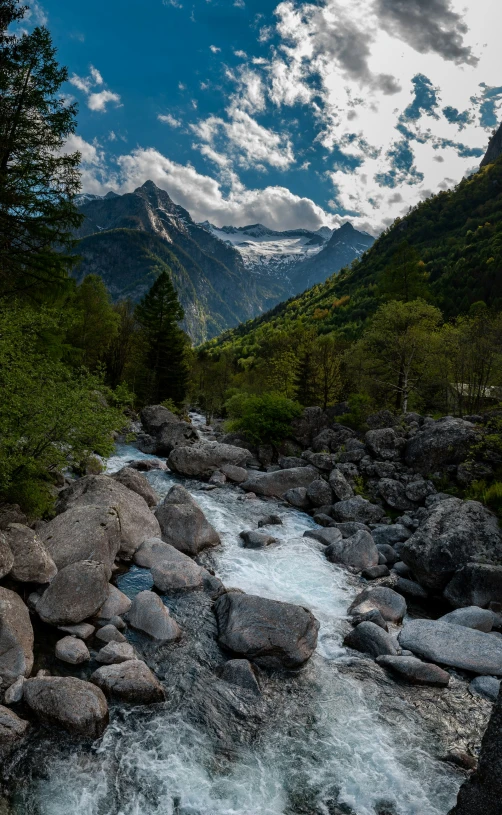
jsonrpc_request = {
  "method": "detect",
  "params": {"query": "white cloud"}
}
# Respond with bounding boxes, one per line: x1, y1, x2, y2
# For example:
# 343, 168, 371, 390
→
234, 0, 245, 7
24, 1, 48, 26
209, 45, 221, 53
158, 113, 182, 127
69, 66, 121, 113
234, 50, 247, 58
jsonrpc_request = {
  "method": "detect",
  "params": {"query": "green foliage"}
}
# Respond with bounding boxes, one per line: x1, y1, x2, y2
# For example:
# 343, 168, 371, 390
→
378, 241, 430, 302
67, 274, 120, 369
0, 304, 125, 515
467, 480, 502, 517
0, 6, 82, 298
135, 270, 190, 406
338, 393, 374, 431
225, 392, 302, 445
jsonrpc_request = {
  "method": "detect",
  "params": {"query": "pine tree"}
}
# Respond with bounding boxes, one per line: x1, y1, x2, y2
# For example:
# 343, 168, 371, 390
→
135, 270, 189, 406
0, 3, 82, 298
379, 241, 429, 303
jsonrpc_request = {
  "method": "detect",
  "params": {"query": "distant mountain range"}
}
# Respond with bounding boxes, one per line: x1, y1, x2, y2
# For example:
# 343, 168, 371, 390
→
73, 181, 374, 342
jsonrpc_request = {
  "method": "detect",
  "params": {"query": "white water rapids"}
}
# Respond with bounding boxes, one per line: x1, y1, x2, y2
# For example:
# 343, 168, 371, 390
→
14, 438, 462, 815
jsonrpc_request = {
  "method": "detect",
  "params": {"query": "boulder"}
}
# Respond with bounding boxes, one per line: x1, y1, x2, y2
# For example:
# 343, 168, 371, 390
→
365, 428, 402, 460
0, 705, 28, 751
304, 527, 343, 547
393, 577, 428, 599
168, 441, 250, 478
5, 523, 57, 584
257, 515, 283, 528
328, 468, 354, 501
307, 479, 333, 507
241, 466, 319, 499
331, 522, 371, 538
97, 584, 132, 620
332, 496, 385, 524
0, 533, 13, 580
126, 590, 181, 642
23, 676, 108, 739
405, 416, 478, 474
55, 475, 161, 560
154, 485, 220, 556
55, 636, 90, 665
376, 656, 450, 687
405, 479, 435, 503
372, 524, 411, 546
399, 619, 502, 675
58, 623, 95, 639
362, 565, 390, 579
278, 455, 307, 469
151, 549, 208, 593
302, 451, 337, 472
348, 586, 407, 624
469, 675, 500, 702
220, 464, 248, 483
344, 622, 399, 658
441, 607, 495, 632
239, 530, 277, 549
221, 659, 260, 695
133, 537, 172, 569
401, 498, 502, 593
0, 588, 34, 692
448, 684, 502, 815
284, 487, 310, 509
325, 531, 379, 573
444, 564, 502, 609
112, 467, 158, 508
377, 479, 416, 512
209, 470, 226, 486
36, 561, 109, 626
140, 404, 179, 435
95, 624, 126, 644
91, 659, 165, 704
155, 421, 198, 456
96, 642, 137, 665
376, 544, 398, 566
350, 609, 388, 631
41, 505, 121, 575
214, 591, 319, 670
4, 676, 25, 704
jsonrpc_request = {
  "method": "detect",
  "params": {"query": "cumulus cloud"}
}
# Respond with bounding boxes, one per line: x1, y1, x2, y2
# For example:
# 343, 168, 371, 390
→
158, 113, 182, 127
24, 1, 48, 26
209, 45, 221, 54
69, 66, 121, 113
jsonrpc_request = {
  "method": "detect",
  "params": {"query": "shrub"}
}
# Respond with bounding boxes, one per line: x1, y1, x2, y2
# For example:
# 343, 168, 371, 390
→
224, 392, 302, 445
338, 393, 374, 431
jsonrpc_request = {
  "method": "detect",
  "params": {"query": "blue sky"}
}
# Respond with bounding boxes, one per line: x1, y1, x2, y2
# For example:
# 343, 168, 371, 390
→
27, 0, 502, 233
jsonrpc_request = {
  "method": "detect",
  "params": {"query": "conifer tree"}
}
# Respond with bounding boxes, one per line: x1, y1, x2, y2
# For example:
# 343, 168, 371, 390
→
0, 2, 82, 298
379, 241, 429, 303
135, 270, 189, 406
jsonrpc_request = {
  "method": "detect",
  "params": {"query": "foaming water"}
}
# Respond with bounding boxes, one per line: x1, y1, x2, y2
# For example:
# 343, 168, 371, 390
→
13, 442, 461, 815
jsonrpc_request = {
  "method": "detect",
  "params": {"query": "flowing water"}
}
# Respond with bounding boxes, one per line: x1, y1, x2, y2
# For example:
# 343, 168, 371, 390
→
10, 438, 462, 815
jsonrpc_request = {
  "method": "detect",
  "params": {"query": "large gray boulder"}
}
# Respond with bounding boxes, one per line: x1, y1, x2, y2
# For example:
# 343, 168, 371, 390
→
469, 675, 500, 702
349, 586, 407, 623
401, 498, 502, 593
96, 584, 132, 621
42, 505, 121, 575
399, 619, 502, 675
154, 485, 220, 556
140, 404, 179, 435
344, 621, 399, 658
5, 524, 57, 584
0, 533, 13, 580
365, 428, 403, 460
156, 421, 199, 456
376, 655, 450, 687
0, 588, 34, 692
304, 527, 343, 546
405, 416, 478, 474
331, 496, 385, 524
96, 641, 137, 665
444, 564, 502, 609
36, 561, 109, 626
151, 550, 208, 592
372, 524, 411, 546
284, 487, 310, 509
441, 606, 494, 632
23, 676, 108, 739
214, 591, 319, 670
240, 466, 319, 499
91, 659, 165, 704
448, 685, 502, 815
377, 479, 416, 512
112, 467, 158, 507
56, 475, 161, 560
55, 636, 90, 665
307, 479, 333, 507
325, 530, 379, 573
126, 590, 181, 642
168, 441, 250, 478
0, 705, 28, 752
328, 468, 354, 501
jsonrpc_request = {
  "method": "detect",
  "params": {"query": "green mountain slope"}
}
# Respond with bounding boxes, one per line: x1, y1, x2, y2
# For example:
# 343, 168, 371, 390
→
207, 155, 502, 353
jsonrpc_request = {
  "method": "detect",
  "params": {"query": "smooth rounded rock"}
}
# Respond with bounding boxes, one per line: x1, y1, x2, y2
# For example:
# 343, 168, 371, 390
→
0, 587, 34, 692
96, 584, 132, 621
6, 523, 57, 584
307, 479, 333, 507
112, 467, 158, 508
332, 496, 384, 524
55, 636, 90, 665
58, 623, 95, 640
441, 607, 495, 633
328, 468, 354, 501
349, 586, 407, 624
168, 441, 250, 478
154, 485, 220, 556
284, 487, 310, 509
241, 466, 319, 499
0, 705, 28, 751
126, 590, 181, 642
344, 621, 399, 658
95, 624, 126, 644
37, 561, 109, 626
444, 563, 502, 609
23, 676, 108, 739
0, 533, 14, 581
399, 619, 502, 675
91, 660, 165, 704
4, 676, 24, 705
41, 505, 121, 575
257, 515, 283, 528
376, 655, 450, 687
239, 530, 277, 549
469, 675, 500, 702
325, 530, 379, 573
96, 642, 137, 665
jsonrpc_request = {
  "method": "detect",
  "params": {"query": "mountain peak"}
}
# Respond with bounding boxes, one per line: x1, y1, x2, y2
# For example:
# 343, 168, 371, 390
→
481, 120, 502, 167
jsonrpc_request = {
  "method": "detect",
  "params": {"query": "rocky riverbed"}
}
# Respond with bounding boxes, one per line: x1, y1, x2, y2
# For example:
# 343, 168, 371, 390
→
0, 405, 501, 814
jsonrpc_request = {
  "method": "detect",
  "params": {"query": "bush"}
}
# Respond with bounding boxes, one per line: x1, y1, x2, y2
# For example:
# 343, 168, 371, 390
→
224, 392, 302, 445
468, 480, 502, 517
338, 393, 374, 430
